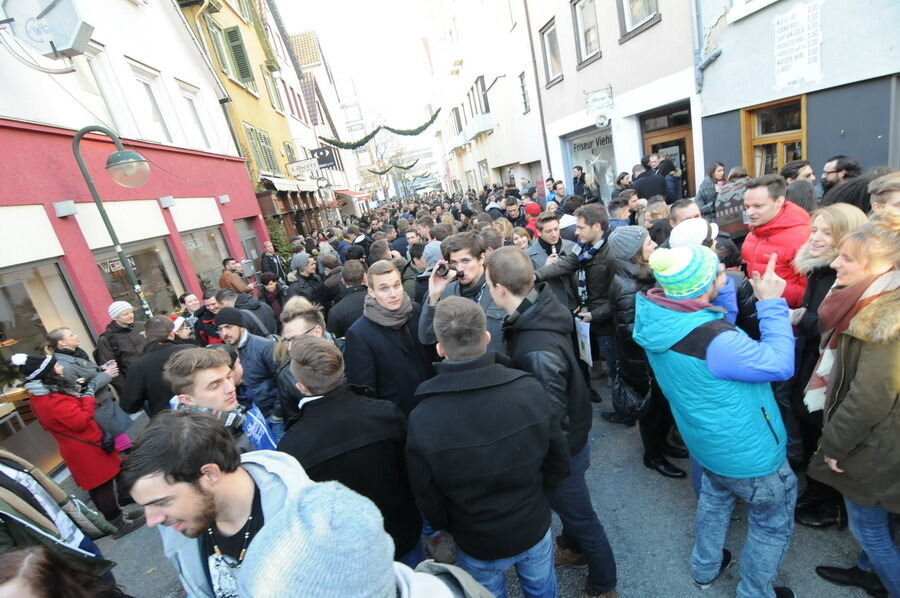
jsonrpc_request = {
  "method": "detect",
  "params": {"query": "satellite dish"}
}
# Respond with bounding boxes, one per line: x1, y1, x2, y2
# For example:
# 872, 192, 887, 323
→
595, 113, 610, 129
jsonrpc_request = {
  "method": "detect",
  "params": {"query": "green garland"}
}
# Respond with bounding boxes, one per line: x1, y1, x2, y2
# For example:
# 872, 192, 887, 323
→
319, 109, 441, 151
367, 159, 419, 176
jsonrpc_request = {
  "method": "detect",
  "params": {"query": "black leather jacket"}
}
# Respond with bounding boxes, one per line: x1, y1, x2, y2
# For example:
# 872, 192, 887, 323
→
609, 258, 655, 388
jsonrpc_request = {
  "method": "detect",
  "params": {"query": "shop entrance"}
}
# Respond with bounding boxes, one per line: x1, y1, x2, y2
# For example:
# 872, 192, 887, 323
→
641, 104, 695, 198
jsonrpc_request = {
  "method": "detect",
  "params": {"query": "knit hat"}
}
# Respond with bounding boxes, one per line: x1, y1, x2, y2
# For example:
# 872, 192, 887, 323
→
11, 353, 56, 381
608, 225, 649, 261
293, 253, 310, 272
524, 202, 542, 217
649, 246, 719, 299
171, 316, 187, 331
238, 482, 395, 598
107, 301, 134, 319
214, 307, 245, 329
669, 218, 719, 249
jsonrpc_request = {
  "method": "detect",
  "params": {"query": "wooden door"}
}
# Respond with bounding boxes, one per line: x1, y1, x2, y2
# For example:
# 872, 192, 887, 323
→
643, 124, 695, 198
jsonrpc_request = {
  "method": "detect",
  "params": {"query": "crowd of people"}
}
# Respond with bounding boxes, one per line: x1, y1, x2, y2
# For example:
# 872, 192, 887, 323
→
1, 153, 898, 598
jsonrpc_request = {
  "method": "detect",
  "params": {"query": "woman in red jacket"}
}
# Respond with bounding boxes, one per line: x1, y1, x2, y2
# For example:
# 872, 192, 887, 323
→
12, 354, 143, 538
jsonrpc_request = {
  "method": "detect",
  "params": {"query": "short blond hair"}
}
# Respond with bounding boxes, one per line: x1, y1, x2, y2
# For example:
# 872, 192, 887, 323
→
868, 171, 900, 202
366, 260, 399, 288
164, 348, 231, 395
289, 336, 344, 395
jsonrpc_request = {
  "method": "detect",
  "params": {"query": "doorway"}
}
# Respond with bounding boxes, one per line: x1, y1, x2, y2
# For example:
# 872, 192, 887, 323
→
641, 104, 695, 198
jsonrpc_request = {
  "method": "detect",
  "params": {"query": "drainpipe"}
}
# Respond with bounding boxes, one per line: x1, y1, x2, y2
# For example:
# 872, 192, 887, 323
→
522, 0, 552, 182
691, 0, 722, 93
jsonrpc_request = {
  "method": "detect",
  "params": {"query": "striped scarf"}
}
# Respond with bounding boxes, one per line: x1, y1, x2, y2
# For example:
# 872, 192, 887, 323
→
574, 238, 604, 307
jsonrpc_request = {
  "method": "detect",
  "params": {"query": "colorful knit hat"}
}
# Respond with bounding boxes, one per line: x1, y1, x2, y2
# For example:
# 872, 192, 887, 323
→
648, 246, 719, 299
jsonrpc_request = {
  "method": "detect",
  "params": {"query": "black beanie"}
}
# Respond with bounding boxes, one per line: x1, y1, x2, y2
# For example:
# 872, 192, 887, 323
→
214, 307, 245, 329
12, 354, 56, 381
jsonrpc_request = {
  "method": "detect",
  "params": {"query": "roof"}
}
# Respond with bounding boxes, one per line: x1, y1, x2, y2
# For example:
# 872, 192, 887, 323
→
289, 32, 322, 68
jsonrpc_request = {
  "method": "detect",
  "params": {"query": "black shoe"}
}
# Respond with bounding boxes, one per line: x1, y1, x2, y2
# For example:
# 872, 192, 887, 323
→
795, 500, 845, 529
590, 388, 602, 404
643, 455, 686, 478
774, 588, 795, 598
815, 565, 887, 597
661, 443, 689, 459
693, 549, 733, 589
600, 411, 636, 427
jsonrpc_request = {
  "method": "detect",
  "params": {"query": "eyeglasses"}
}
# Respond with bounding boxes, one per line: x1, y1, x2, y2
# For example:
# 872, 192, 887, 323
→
822, 170, 838, 175
279, 326, 318, 345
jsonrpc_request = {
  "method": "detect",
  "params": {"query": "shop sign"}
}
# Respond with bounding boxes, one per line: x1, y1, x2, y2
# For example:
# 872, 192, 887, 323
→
287, 158, 319, 178
97, 256, 135, 274
312, 147, 336, 169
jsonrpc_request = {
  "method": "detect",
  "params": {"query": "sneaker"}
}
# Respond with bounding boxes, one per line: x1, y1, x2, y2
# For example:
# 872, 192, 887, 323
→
693, 549, 733, 589
424, 533, 455, 564
111, 511, 146, 539
774, 588, 796, 598
554, 546, 587, 568
600, 411, 636, 427
583, 587, 618, 598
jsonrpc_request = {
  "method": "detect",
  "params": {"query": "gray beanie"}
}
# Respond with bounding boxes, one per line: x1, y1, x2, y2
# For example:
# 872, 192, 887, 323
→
238, 482, 396, 598
608, 225, 648, 261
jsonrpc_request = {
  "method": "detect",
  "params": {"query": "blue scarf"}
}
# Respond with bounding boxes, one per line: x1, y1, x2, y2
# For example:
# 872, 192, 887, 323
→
574, 239, 604, 307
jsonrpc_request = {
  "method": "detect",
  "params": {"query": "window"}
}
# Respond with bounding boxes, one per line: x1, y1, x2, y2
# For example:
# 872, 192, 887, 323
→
282, 81, 297, 117
476, 75, 489, 113
180, 227, 229, 291
452, 107, 463, 135
741, 97, 806, 177
356, 148, 373, 167
540, 19, 562, 84
179, 87, 211, 149
207, 18, 233, 78
519, 72, 530, 114
573, 0, 601, 64
81, 45, 121, 132
207, 17, 256, 89
616, 0, 660, 42
244, 123, 280, 174
262, 70, 284, 112
130, 65, 172, 143
93, 238, 185, 318
284, 142, 296, 164
229, 0, 254, 22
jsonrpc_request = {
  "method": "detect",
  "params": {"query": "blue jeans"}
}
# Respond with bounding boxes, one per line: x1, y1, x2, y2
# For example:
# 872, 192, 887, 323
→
692, 459, 796, 598
456, 528, 557, 598
845, 498, 900, 597
549, 443, 617, 593
266, 415, 285, 443
597, 335, 618, 383
399, 538, 426, 569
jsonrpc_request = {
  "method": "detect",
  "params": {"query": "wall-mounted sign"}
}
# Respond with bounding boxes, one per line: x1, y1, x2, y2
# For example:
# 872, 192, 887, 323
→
312, 147, 336, 169
287, 157, 319, 178
1, 0, 94, 58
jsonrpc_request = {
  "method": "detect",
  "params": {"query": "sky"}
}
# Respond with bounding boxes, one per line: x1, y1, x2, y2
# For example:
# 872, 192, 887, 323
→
275, 0, 435, 149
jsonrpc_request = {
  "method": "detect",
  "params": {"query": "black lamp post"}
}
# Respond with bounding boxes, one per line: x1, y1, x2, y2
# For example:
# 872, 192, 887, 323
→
72, 125, 154, 318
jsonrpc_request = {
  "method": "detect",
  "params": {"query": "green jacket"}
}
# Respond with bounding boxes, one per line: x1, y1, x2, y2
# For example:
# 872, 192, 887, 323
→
809, 288, 900, 511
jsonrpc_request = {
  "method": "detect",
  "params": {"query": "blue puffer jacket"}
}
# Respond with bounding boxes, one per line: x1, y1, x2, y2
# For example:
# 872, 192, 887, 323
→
633, 289, 795, 479
236, 331, 280, 418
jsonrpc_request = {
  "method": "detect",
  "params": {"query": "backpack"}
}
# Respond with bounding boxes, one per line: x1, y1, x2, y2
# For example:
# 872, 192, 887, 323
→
240, 308, 279, 342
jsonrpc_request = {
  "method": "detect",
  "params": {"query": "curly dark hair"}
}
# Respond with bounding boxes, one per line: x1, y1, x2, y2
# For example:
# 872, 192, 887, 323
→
0, 546, 130, 598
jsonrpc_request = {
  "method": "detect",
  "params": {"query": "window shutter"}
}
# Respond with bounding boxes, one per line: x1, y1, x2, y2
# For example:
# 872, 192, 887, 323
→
207, 19, 232, 77
243, 124, 265, 171
258, 130, 279, 173
224, 27, 254, 83
284, 143, 296, 164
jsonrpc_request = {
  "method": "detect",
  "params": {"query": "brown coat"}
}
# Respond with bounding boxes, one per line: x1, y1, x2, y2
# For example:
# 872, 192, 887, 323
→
808, 288, 900, 511
219, 269, 252, 293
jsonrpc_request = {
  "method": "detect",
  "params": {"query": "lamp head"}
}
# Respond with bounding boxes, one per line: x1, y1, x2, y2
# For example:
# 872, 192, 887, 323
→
105, 150, 150, 188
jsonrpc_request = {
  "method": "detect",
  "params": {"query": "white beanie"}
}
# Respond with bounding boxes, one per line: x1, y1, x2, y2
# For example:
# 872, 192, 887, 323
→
108, 301, 134, 319
669, 218, 719, 249
238, 482, 396, 598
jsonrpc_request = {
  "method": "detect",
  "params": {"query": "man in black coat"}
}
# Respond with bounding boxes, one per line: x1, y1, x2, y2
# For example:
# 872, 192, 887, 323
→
326, 260, 367, 338
286, 254, 328, 307
487, 246, 620, 598
120, 316, 190, 415
277, 335, 424, 566
408, 297, 569, 595
215, 289, 277, 337
630, 164, 667, 199
259, 241, 287, 282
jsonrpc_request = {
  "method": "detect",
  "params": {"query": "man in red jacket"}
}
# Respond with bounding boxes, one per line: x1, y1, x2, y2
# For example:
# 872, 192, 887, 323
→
741, 174, 810, 307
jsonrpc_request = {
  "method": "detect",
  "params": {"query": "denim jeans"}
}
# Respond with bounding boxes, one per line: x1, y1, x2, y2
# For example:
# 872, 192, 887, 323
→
597, 335, 618, 384
845, 498, 900, 597
691, 459, 796, 598
399, 538, 426, 569
455, 528, 557, 598
266, 415, 285, 443
549, 444, 617, 593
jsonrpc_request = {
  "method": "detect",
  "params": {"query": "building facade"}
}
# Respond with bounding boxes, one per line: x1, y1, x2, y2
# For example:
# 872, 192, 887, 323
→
525, 0, 705, 200
698, 0, 900, 177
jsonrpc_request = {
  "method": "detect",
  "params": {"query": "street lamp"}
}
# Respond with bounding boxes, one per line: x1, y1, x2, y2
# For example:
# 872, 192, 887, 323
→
72, 125, 154, 318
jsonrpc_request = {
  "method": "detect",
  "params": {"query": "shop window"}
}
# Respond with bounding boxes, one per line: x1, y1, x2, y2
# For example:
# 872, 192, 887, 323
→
741, 96, 806, 176
180, 227, 230, 293
235, 218, 262, 273
0, 263, 93, 390
573, 0, 601, 65
93, 239, 184, 319
540, 19, 562, 85
616, 0, 661, 43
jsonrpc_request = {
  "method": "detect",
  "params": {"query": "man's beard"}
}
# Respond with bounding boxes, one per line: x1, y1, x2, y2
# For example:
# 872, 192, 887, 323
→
822, 178, 837, 194
182, 486, 217, 538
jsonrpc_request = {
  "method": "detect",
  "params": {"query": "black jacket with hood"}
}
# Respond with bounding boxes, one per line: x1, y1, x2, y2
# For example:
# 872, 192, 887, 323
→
120, 339, 190, 415
326, 285, 367, 338
501, 285, 593, 455
192, 305, 221, 346
234, 293, 277, 336
96, 320, 147, 393
609, 258, 656, 387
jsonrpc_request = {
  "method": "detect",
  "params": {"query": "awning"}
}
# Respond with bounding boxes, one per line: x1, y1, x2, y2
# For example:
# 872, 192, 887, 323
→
334, 189, 371, 201
261, 176, 299, 192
